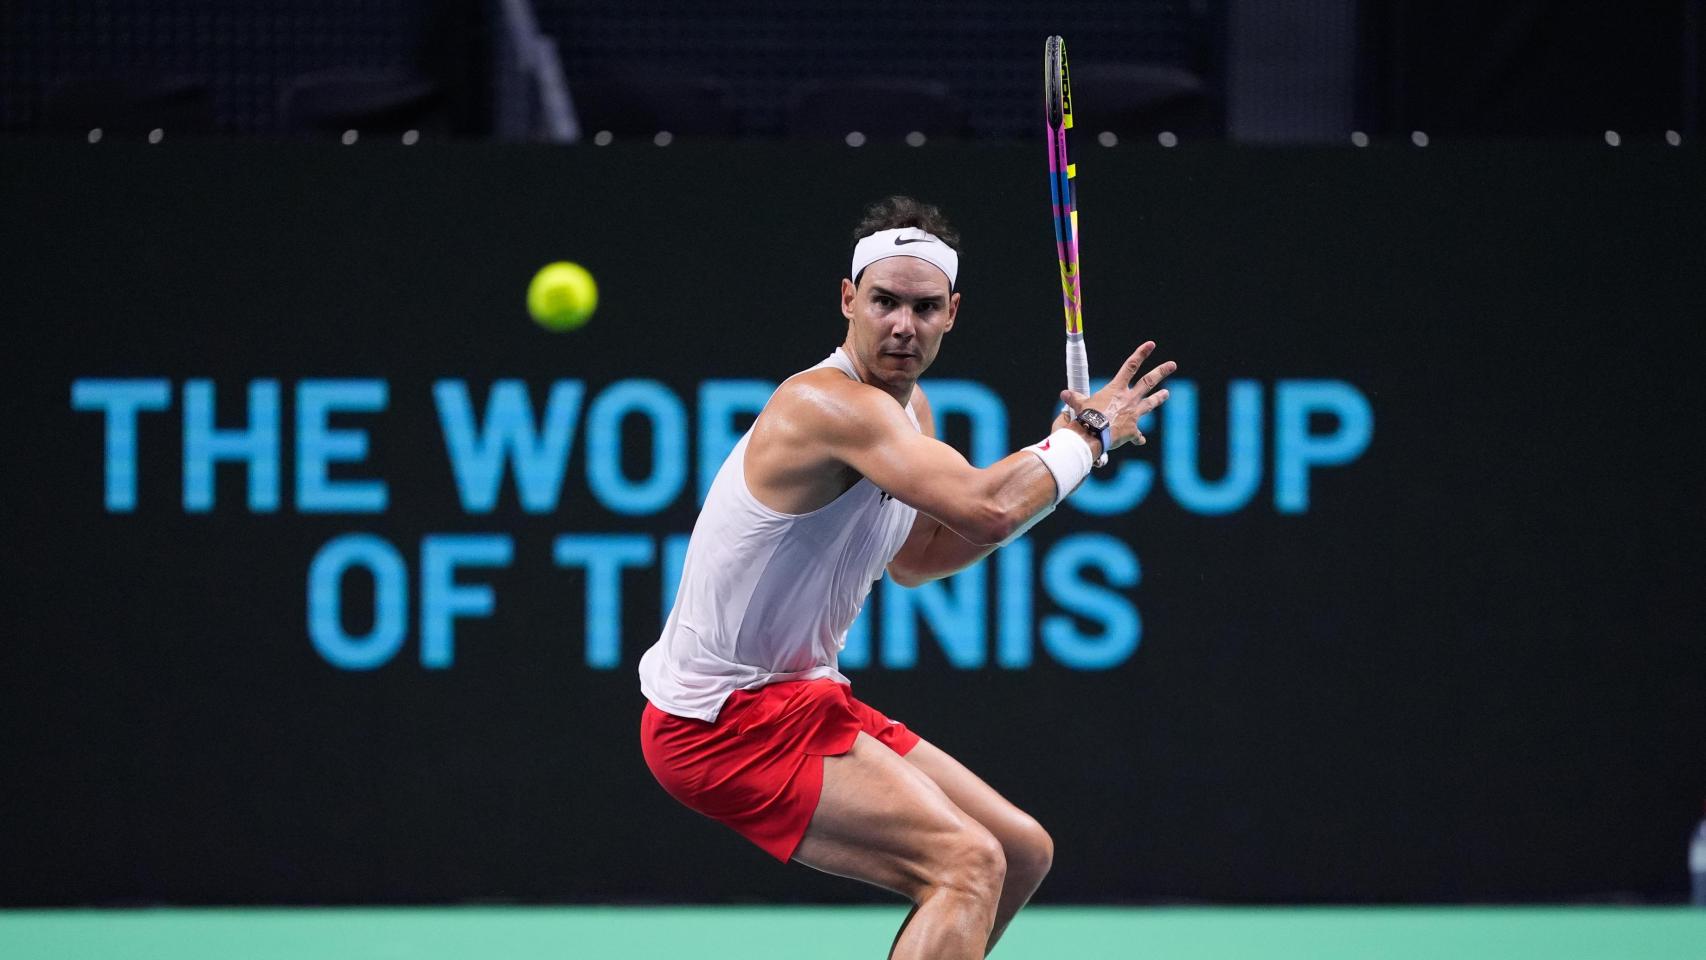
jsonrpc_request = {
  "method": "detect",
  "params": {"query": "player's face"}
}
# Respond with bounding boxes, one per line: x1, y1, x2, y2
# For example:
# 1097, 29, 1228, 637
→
840, 256, 959, 391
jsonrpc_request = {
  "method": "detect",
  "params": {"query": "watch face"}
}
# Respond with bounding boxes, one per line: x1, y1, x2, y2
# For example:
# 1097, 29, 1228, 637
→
1078, 409, 1109, 430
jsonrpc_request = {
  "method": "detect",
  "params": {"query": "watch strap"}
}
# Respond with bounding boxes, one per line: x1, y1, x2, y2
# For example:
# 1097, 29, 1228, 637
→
1076, 409, 1111, 468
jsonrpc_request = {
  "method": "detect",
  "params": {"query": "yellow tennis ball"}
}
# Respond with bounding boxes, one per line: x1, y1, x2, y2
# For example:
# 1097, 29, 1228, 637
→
527, 261, 598, 331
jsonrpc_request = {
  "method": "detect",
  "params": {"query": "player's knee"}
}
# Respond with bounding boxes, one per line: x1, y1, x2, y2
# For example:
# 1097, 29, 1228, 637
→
931, 822, 1006, 903
1006, 815, 1054, 886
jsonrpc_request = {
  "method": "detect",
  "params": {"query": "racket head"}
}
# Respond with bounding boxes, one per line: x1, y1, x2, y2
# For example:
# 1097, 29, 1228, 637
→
1044, 35, 1082, 338
1044, 35, 1066, 129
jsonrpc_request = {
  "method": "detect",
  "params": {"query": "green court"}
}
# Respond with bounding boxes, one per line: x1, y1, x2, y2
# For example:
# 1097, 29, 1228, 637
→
3, 907, 1702, 960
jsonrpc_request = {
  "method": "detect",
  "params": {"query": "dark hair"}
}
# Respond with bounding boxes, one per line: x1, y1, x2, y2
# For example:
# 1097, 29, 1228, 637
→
851, 195, 961, 250
850, 195, 961, 289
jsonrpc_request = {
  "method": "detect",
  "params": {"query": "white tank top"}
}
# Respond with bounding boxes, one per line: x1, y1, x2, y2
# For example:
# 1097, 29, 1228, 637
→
637, 348, 920, 721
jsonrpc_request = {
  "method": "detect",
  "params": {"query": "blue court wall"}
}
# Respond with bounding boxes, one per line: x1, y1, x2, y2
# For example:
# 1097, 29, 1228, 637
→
2, 141, 1703, 905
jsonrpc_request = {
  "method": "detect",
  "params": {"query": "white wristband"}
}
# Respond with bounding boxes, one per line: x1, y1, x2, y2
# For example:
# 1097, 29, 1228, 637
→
1023, 428, 1094, 505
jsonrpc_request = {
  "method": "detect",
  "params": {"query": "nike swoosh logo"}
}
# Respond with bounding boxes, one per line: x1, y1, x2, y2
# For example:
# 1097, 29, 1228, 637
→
894, 237, 934, 245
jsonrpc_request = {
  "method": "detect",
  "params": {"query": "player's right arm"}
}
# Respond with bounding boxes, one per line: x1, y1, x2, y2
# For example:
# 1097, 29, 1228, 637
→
818, 342, 1175, 546
826, 392, 1062, 546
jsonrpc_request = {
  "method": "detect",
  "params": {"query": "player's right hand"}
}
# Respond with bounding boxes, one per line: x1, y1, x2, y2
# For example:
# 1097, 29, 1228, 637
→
1058, 341, 1176, 453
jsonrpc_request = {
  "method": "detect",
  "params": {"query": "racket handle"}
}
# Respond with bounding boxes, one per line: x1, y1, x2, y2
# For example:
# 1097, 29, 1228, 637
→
1064, 332, 1090, 401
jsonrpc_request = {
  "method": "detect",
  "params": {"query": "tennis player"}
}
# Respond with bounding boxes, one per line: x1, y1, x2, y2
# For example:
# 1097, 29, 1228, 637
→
639, 196, 1175, 959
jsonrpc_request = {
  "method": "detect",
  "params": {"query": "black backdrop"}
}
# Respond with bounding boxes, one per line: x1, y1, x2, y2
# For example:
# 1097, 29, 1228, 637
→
2, 141, 1703, 906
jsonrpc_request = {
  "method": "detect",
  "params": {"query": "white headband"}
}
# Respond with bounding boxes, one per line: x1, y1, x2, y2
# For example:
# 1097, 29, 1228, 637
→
851, 227, 959, 289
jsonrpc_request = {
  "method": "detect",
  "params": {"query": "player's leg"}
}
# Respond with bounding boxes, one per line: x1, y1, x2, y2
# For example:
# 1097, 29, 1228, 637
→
793, 731, 1007, 960
904, 739, 1054, 953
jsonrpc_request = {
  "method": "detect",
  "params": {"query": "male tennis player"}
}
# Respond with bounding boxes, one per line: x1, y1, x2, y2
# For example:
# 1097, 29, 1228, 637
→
638, 196, 1174, 959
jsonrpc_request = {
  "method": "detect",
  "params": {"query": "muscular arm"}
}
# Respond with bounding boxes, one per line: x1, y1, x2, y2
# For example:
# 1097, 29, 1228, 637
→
884, 342, 1178, 585
804, 390, 1056, 549
813, 381, 1079, 559
887, 385, 1030, 586
750, 344, 1173, 586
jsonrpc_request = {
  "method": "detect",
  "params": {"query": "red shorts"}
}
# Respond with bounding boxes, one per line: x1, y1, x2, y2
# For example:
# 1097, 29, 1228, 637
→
640, 678, 921, 862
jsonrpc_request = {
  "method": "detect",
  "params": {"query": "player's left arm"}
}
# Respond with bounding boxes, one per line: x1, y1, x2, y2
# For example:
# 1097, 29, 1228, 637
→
888, 383, 1059, 587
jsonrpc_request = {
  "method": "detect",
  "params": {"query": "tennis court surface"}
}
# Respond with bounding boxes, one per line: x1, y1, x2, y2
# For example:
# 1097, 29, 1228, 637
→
4, 906, 1703, 960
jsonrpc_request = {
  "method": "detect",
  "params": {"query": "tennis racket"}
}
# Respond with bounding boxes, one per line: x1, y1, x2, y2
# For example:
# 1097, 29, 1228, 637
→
1044, 35, 1089, 401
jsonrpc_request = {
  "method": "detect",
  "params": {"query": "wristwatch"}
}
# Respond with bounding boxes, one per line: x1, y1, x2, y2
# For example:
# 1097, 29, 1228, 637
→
1075, 408, 1111, 468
